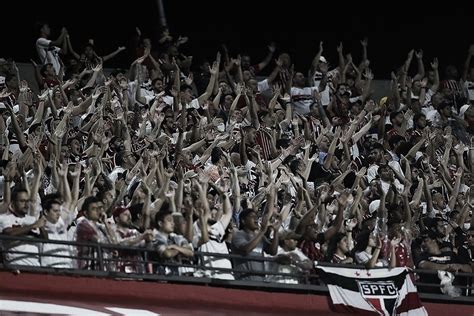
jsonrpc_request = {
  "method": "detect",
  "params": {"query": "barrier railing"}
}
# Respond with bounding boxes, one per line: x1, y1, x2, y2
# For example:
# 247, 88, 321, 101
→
0, 234, 473, 303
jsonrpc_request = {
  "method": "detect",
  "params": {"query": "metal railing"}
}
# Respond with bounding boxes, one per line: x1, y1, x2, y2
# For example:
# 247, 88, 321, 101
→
0, 234, 473, 304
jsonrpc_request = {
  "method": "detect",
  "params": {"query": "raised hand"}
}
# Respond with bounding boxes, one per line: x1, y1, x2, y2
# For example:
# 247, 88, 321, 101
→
364, 68, 374, 80
430, 58, 438, 70
360, 38, 368, 47
390, 71, 398, 81
454, 144, 466, 156
70, 163, 82, 177
209, 60, 219, 76
415, 49, 423, 59
454, 166, 463, 178
184, 73, 193, 86
346, 218, 358, 230
469, 44, 474, 56
4, 160, 17, 180
0, 89, 12, 99
390, 237, 401, 247
177, 36, 188, 45
268, 42, 276, 53
356, 166, 367, 177
92, 60, 103, 73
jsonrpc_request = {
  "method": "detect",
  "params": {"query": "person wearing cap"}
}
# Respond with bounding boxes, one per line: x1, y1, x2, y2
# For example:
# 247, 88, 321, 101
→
271, 230, 311, 284
308, 42, 338, 107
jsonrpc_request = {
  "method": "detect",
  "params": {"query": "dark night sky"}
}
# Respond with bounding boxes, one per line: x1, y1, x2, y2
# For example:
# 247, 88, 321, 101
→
2, 1, 473, 79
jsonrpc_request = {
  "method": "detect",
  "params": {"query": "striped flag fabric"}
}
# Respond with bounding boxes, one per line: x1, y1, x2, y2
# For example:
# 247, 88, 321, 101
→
316, 266, 427, 316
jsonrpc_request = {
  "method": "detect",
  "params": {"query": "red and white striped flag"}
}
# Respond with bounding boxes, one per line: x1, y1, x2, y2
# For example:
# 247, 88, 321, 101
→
317, 266, 427, 316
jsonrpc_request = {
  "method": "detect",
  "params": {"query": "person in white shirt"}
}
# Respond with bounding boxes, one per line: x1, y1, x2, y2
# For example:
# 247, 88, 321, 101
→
193, 182, 234, 280
290, 72, 318, 115
36, 23, 68, 75
0, 188, 45, 267
273, 231, 312, 284
41, 197, 76, 268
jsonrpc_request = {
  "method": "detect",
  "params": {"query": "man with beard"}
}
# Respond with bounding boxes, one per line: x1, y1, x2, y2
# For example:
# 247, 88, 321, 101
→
0, 188, 46, 266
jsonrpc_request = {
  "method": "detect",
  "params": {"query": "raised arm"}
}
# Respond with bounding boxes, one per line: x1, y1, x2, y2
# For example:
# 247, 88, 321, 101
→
308, 42, 323, 82
448, 167, 463, 211
197, 53, 220, 106
462, 45, 474, 82
49, 27, 68, 48
430, 58, 440, 92
415, 50, 425, 79
102, 46, 126, 62
66, 35, 81, 60
256, 43, 276, 72
360, 38, 368, 66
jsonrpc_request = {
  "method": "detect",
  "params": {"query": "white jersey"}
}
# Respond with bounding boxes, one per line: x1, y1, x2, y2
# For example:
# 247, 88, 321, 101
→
0, 212, 41, 266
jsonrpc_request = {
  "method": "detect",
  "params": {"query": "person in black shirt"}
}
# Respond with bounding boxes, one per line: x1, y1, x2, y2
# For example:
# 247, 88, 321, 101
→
416, 231, 471, 294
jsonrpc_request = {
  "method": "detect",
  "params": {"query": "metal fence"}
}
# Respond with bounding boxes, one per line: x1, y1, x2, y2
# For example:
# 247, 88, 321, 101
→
0, 234, 473, 304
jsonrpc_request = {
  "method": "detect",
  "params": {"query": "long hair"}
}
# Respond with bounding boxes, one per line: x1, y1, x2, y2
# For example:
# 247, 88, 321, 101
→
352, 230, 371, 254
325, 232, 346, 261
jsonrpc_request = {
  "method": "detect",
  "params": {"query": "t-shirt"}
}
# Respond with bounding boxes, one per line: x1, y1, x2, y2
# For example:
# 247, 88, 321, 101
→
290, 86, 318, 115
151, 230, 193, 275
0, 212, 41, 266
194, 221, 234, 280
74, 217, 109, 270
298, 233, 325, 262
42, 209, 75, 268
272, 247, 310, 284
36, 37, 62, 75
231, 229, 270, 281
355, 250, 387, 267
416, 250, 458, 293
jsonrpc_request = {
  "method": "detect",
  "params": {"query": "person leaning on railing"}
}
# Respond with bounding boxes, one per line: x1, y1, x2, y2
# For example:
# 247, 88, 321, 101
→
415, 230, 471, 296
148, 203, 194, 276
0, 187, 46, 267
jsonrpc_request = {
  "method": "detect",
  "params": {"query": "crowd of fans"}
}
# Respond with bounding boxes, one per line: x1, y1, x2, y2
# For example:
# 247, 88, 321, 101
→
1, 23, 474, 296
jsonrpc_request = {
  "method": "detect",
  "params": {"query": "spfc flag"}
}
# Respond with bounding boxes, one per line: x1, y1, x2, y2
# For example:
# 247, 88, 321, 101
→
317, 266, 427, 315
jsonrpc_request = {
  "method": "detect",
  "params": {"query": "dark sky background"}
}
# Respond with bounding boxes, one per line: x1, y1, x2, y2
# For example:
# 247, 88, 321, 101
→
2, 1, 473, 79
